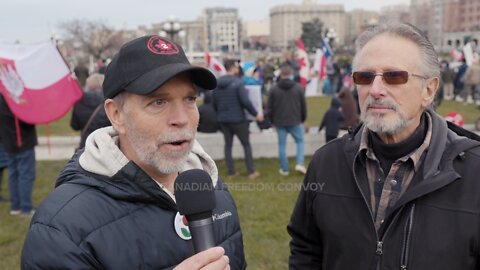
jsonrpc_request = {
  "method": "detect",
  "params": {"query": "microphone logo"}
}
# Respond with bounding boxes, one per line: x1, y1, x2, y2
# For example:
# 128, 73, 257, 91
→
174, 212, 192, 240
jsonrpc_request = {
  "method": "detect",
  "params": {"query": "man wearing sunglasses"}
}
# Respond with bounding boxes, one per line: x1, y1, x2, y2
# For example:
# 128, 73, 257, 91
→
288, 23, 480, 269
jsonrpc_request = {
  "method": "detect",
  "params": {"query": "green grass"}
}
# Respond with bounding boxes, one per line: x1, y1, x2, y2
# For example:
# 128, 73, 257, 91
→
435, 99, 480, 124
0, 160, 68, 269
36, 109, 80, 137
0, 157, 306, 269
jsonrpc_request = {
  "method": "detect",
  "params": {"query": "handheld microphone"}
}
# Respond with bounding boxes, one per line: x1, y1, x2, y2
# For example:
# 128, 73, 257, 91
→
175, 169, 216, 253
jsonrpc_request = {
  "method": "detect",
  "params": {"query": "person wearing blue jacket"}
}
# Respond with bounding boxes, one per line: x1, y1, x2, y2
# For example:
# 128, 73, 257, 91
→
212, 60, 264, 180
22, 36, 245, 270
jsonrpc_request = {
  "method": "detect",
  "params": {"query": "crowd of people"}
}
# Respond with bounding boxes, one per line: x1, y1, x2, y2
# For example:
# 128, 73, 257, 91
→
1, 22, 480, 269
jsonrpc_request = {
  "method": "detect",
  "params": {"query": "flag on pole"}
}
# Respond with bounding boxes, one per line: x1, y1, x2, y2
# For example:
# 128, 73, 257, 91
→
205, 52, 226, 78
0, 41, 83, 124
317, 37, 333, 79
296, 38, 310, 87
450, 49, 463, 62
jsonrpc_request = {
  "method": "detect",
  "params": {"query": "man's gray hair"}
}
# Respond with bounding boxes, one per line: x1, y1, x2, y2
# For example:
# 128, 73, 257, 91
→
352, 23, 440, 79
112, 91, 128, 110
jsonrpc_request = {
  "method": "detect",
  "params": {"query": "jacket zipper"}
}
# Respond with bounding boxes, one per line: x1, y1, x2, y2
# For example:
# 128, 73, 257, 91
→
352, 153, 381, 241
352, 153, 388, 269
374, 208, 404, 270
400, 204, 415, 270
351, 152, 406, 270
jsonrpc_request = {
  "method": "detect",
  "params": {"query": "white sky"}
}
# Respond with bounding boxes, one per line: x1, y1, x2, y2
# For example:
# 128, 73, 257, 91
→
1, 0, 409, 43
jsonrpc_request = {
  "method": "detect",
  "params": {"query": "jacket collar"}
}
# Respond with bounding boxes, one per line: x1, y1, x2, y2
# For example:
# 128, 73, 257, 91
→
344, 109, 480, 215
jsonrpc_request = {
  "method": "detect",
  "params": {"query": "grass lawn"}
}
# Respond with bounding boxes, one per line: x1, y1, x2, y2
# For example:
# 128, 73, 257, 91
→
0, 157, 308, 269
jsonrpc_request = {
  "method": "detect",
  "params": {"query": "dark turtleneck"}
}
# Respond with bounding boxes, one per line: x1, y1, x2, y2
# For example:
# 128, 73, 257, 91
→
369, 113, 427, 175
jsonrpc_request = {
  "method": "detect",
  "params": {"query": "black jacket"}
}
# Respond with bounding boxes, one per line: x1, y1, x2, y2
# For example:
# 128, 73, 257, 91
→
0, 94, 37, 154
267, 79, 306, 127
70, 92, 111, 148
22, 127, 246, 269
288, 110, 480, 269
212, 75, 257, 123
198, 91, 219, 133
319, 97, 344, 136
70, 91, 104, 131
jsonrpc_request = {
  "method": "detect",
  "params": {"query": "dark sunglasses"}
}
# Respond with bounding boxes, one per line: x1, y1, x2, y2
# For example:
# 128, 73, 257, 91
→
352, 71, 427, 85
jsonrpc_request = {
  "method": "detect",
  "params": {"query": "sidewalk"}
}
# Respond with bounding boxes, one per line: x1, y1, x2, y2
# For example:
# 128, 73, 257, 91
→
35, 124, 479, 161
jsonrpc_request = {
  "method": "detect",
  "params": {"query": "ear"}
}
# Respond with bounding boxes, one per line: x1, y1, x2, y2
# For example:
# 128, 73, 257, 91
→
421, 77, 439, 108
104, 98, 127, 134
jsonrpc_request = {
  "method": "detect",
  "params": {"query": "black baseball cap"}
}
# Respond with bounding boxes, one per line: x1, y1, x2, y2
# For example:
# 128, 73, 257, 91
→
103, 35, 217, 99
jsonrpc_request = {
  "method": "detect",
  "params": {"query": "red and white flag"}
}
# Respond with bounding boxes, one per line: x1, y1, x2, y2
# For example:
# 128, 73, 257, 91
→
296, 38, 310, 87
205, 52, 226, 78
0, 41, 83, 124
313, 48, 327, 80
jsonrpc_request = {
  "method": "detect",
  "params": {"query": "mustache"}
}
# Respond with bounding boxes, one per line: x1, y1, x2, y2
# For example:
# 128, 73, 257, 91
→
156, 129, 195, 145
363, 97, 398, 111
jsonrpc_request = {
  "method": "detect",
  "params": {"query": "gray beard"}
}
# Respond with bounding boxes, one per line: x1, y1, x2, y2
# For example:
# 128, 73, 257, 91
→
124, 123, 194, 175
361, 97, 413, 135
362, 112, 412, 135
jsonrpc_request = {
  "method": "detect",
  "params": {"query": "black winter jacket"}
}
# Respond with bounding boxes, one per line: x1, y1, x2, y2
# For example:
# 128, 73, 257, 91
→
198, 91, 219, 133
319, 97, 344, 137
288, 110, 480, 270
0, 94, 37, 154
22, 127, 246, 270
70, 92, 111, 148
70, 91, 104, 131
267, 79, 306, 127
212, 75, 257, 123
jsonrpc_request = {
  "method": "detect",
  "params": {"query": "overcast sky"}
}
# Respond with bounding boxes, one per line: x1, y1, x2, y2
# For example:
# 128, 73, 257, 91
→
1, 0, 409, 43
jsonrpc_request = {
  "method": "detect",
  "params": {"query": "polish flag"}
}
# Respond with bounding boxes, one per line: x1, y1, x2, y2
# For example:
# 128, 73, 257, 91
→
205, 52, 226, 78
296, 38, 310, 87
0, 41, 83, 124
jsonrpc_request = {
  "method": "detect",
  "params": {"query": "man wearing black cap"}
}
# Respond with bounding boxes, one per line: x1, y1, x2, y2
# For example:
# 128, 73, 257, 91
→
22, 36, 246, 270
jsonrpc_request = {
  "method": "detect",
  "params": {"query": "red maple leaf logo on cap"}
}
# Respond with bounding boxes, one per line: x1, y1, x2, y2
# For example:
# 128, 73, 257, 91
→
147, 36, 179, 55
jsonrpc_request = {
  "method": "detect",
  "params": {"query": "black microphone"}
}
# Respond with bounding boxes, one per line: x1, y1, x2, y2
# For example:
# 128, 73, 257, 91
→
174, 169, 216, 253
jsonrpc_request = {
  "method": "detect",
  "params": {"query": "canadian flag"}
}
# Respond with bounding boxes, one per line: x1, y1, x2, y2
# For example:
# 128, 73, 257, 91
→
205, 52, 226, 78
296, 38, 310, 87
0, 41, 83, 124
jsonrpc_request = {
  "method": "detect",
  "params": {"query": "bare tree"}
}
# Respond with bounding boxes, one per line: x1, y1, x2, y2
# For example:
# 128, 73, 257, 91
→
58, 19, 124, 60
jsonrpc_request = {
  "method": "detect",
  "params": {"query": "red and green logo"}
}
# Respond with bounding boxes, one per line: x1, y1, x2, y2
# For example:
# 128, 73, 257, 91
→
174, 212, 191, 240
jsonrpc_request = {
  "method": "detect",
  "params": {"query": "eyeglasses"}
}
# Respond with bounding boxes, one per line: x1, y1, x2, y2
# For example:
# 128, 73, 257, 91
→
352, 71, 427, 85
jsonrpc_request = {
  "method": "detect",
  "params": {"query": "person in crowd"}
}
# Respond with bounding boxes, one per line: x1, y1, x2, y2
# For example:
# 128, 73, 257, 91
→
22, 35, 245, 270
453, 57, 468, 100
267, 65, 307, 176
73, 61, 89, 88
338, 87, 360, 130
263, 57, 276, 90
289, 23, 480, 269
212, 59, 263, 180
462, 60, 480, 104
70, 73, 111, 149
198, 91, 219, 133
281, 51, 300, 83
0, 94, 37, 216
440, 60, 455, 100
318, 96, 344, 143
0, 139, 10, 202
